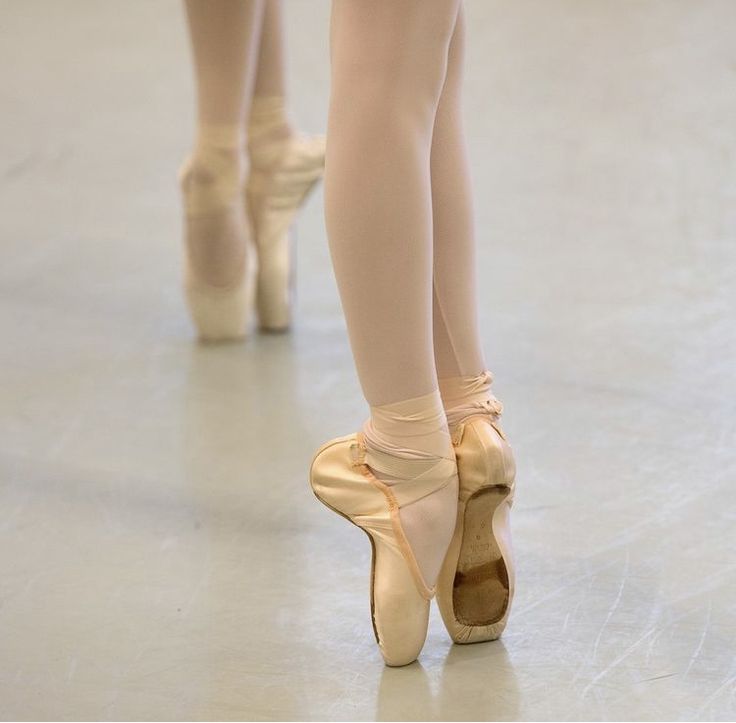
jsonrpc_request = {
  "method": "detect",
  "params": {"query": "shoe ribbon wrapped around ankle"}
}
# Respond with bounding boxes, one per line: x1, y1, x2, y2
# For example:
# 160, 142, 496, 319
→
439, 370, 505, 445
350, 434, 456, 509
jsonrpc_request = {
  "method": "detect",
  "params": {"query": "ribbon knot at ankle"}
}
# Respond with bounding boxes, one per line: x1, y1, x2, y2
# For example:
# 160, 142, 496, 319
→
439, 370, 504, 416
476, 396, 504, 417
439, 370, 506, 444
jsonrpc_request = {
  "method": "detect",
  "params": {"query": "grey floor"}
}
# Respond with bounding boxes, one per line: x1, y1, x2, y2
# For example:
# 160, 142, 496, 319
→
1, 0, 735, 720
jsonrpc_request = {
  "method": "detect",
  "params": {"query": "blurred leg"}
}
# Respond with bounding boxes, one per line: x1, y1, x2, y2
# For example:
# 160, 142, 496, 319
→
252, 0, 287, 98
248, 0, 293, 156
181, 0, 264, 288
185, 0, 264, 128
244, 0, 326, 330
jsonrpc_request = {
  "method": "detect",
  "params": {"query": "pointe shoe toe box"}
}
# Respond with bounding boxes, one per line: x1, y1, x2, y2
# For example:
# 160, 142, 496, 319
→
309, 434, 384, 519
309, 433, 434, 667
372, 563, 430, 667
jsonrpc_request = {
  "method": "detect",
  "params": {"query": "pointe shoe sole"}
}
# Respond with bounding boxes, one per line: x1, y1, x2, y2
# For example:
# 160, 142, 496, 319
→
437, 417, 516, 644
309, 434, 432, 667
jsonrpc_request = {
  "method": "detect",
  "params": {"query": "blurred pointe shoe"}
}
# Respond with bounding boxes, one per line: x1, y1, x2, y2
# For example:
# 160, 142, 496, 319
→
436, 392, 517, 644
309, 431, 458, 666
179, 149, 257, 343
246, 133, 325, 331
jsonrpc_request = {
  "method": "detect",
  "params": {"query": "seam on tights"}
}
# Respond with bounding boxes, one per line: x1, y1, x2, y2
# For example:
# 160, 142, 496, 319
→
432, 279, 462, 377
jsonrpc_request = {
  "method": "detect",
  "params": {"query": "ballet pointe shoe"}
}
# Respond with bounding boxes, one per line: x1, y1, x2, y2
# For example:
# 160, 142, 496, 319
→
246, 133, 325, 331
309, 431, 456, 667
179, 155, 257, 343
436, 413, 516, 644
183, 269, 255, 343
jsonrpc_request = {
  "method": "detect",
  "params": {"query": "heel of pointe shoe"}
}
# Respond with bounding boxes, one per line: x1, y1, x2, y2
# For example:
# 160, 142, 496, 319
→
180, 157, 257, 342
309, 435, 432, 666
437, 417, 516, 644
184, 274, 256, 343
183, 240, 257, 343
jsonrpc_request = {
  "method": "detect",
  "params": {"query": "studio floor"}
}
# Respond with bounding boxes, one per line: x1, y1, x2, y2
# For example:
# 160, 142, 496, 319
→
1, 1, 735, 720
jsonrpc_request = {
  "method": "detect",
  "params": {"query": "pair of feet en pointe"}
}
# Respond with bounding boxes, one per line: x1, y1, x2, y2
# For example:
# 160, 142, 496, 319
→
178, 118, 517, 669
310, 380, 517, 667
180, 121, 326, 340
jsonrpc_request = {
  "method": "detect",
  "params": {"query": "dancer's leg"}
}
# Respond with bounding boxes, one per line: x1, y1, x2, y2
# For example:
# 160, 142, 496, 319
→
325, 0, 461, 587
252, 0, 287, 99
181, 0, 264, 289
431, 7, 501, 426
248, 0, 293, 157
186, 0, 264, 127
326, 0, 460, 406
431, 7, 483, 379
243, 0, 326, 330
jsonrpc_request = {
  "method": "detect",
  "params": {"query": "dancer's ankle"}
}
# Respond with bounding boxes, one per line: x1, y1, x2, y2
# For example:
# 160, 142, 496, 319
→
362, 388, 454, 475
247, 95, 294, 169
438, 369, 504, 437
182, 123, 248, 214
361, 388, 458, 589
193, 122, 245, 162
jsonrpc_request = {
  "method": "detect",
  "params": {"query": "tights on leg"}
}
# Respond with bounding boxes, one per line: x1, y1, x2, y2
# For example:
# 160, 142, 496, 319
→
181, 0, 264, 287
326, 0, 460, 406
248, 0, 294, 169
325, 0, 462, 588
431, 8, 500, 429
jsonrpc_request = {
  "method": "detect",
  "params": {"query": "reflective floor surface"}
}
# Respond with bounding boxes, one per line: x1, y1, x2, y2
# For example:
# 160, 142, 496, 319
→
1, 0, 735, 720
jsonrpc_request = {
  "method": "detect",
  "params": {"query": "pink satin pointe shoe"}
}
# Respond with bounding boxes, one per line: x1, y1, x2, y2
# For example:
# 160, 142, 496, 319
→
179, 154, 257, 343
436, 392, 517, 644
246, 133, 325, 331
309, 431, 458, 666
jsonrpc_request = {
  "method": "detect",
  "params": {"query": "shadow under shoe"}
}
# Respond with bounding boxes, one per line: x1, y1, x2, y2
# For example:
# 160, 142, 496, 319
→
436, 414, 517, 644
309, 431, 457, 667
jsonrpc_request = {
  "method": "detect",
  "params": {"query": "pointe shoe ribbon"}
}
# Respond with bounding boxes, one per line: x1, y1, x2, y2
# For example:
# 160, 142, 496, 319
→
348, 432, 457, 597
443, 370, 505, 445
354, 441, 458, 512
